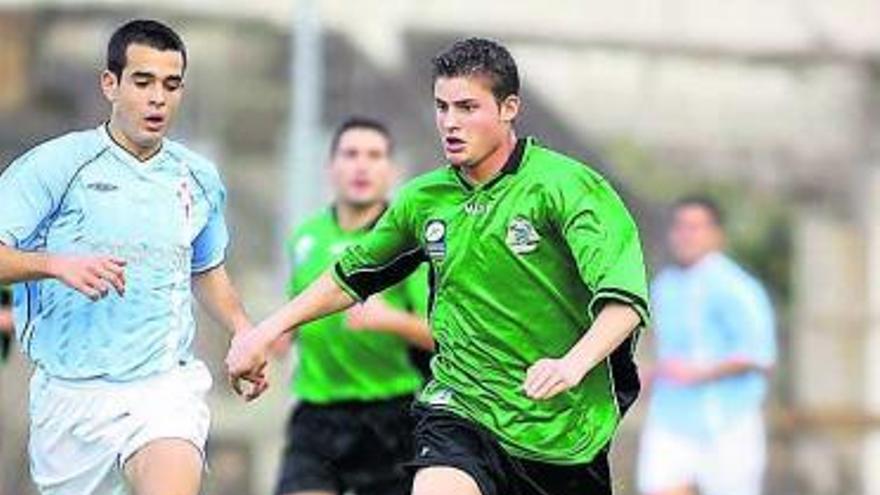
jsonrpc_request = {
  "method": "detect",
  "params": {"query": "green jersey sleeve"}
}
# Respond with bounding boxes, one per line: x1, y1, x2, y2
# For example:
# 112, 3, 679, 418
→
551, 172, 650, 326
333, 195, 427, 302
401, 263, 430, 318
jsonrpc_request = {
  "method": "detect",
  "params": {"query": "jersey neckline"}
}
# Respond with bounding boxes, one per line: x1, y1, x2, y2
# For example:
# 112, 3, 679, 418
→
99, 123, 167, 168
329, 203, 389, 234
451, 137, 529, 193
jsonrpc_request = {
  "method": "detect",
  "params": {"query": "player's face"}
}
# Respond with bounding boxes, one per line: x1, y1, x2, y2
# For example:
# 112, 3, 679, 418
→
101, 44, 184, 154
330, 128, 395, 208
434, 75, 519, 168
668, 206, 724, 266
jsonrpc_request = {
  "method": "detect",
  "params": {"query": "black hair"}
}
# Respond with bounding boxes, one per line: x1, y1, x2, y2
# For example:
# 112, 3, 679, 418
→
329, 116, 394, 156
107, 19, 187, 79
431, 37, 519, 102
674, 195, 725, 227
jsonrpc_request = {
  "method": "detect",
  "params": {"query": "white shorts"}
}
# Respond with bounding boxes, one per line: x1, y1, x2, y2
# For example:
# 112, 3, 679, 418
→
637, 412, 766, 495
28, 360, 212, 495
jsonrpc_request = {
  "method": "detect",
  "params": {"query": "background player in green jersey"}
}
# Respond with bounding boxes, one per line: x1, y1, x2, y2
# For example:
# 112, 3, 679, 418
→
228, 38, 649, 495
272, 116, 432, 495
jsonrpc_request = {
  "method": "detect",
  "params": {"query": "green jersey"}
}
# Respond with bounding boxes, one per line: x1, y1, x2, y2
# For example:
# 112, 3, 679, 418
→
334, 138, 649, 464
286, 207, 428, 403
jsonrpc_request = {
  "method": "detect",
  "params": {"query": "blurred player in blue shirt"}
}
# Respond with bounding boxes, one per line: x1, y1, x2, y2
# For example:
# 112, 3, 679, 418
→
0, 19, 262, 495
638, 197, 776, 495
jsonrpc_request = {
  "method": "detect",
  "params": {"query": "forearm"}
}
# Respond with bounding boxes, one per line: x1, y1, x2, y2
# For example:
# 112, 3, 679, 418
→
193, 266, 251, 335
379, 310, 434, 351
704, 357, 771, 381
523, 302, 641, 399
0, 244, 55, 284
565, 302, 641, 377
263, 270, 356, 340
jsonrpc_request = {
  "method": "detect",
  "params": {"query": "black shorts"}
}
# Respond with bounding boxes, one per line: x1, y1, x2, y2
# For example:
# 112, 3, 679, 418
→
275, 395, 415, 495
0, 332, 9, 362
406, 404, 612, 495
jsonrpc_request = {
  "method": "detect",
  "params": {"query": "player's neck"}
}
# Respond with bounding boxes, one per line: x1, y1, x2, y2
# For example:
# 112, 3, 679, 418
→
335, 201, 387, 232
678, 250, 721, 269
106, 121, 162, 162
463, 132, 518, 185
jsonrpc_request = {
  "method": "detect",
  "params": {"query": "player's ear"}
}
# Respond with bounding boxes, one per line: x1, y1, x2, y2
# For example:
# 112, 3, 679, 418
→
100, 70, 119, 103
499, 94, 520, 124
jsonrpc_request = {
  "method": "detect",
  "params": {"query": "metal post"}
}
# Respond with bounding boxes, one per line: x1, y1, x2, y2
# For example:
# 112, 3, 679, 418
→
284, 0, 324, 241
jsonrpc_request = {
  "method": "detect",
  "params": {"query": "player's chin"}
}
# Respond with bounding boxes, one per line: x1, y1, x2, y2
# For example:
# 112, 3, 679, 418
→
347, 195, 382, 208
136, 128, 165, 146
445, 152, 471, 168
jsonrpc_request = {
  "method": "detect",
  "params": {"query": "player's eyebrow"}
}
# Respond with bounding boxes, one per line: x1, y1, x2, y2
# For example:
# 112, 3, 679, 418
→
130, 71, 155, 79
435, 97, 479, 106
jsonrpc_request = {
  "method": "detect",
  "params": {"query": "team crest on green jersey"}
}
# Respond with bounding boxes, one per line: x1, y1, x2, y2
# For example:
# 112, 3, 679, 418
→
425, 219, 447, 259
507, 216, 540, 254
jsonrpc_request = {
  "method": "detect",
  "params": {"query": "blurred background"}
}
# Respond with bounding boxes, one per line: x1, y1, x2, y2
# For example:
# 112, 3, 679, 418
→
1, 1, 879, 494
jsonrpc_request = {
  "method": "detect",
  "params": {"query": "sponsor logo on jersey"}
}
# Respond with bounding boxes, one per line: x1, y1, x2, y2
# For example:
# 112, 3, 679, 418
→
86, 182, 119, 192
464, 201, 487, 215
506, 216, 540, 254
424, 219, 447, 259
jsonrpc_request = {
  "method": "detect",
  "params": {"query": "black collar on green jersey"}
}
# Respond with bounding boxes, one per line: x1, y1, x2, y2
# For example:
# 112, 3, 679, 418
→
453, 137, 527, 192
330, 202, 389, 232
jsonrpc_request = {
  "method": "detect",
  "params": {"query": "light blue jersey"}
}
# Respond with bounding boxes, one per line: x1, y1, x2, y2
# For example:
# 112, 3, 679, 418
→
647, 252, 776, 438
0, 124, 228, 381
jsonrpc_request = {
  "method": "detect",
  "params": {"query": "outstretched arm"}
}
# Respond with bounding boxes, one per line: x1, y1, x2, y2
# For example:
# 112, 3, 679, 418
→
228, 191, 424, 400
225, 271, 355, 393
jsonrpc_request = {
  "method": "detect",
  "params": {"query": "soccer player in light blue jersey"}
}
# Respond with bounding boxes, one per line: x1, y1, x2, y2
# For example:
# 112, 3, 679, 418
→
0, 19, 263, 495
638, 197, 776, 495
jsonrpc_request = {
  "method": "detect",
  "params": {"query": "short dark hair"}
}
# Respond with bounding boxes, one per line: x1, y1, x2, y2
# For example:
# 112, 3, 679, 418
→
329, 116, 394, 156
107, 19, 187, 79
431, 37, 519, 102
674, 195, 725, 226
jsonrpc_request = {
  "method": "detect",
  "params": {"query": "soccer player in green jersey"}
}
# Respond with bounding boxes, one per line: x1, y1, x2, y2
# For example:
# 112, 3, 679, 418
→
228, 38, 649, 495
273, 116, 433, 495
